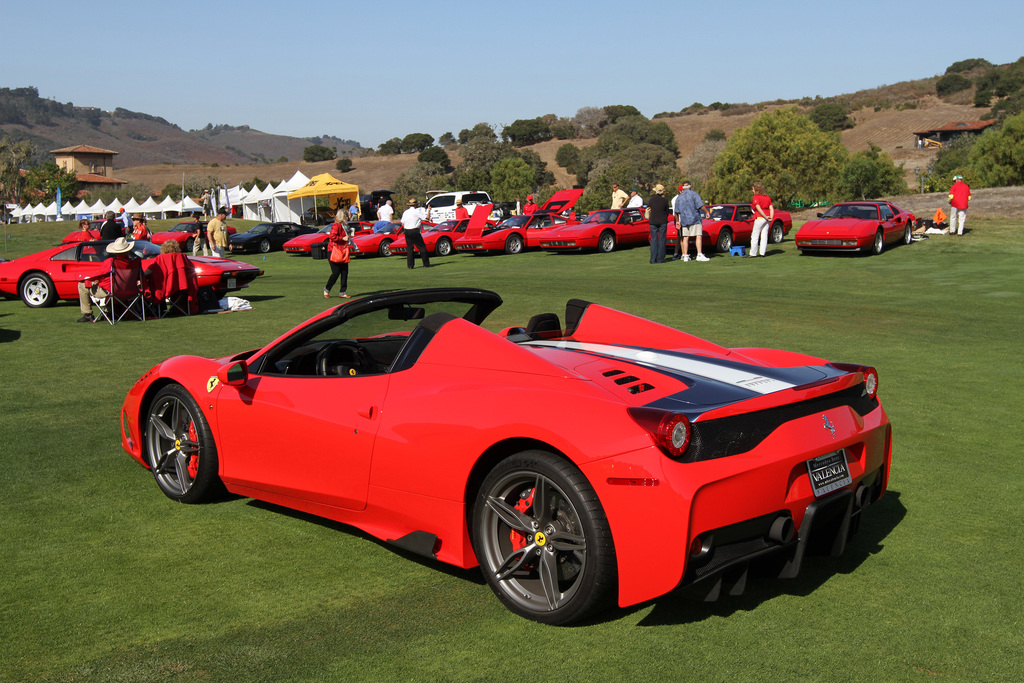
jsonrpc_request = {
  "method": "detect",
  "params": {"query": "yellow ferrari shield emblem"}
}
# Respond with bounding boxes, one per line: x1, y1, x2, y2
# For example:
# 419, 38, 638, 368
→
206, 376, 219, 393
534, 531, 547, 547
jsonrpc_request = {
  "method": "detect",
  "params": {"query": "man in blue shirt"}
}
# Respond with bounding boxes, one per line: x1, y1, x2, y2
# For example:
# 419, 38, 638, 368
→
672, 181, 709, 262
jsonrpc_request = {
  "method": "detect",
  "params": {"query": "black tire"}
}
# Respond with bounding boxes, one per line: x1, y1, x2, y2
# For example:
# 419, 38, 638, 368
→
870, 229, 884, 256
144, 384, 223, 503
769, 221, 785, 244
435, 237, 453, 257
21, 272, 56, 308
378, 239, 393, 257
598, 230, 616, 253
259, 238, 271, 253
903, 224, 912, 245
504, 233, 524, 255
185, 237, 195, 253
715, 228, 733, 253
471, 450, 617, 625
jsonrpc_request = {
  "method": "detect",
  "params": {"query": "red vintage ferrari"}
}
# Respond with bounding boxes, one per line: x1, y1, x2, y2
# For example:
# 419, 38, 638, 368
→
795, 201, 915, 255
667, 203, 794, 254
0, 240, 263, 308
350, 222, 403, 257
453, 189, 584, 255
283, 222, 374, 255
120, 287, 892, 624
540, 207, 651, 253
151, 221, 237, 252
389, 219, 471, 257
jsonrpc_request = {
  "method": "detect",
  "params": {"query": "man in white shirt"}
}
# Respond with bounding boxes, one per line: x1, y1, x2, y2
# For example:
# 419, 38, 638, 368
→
400, 198, 431, 269
377, 199, 394, 222
626, 189, 643, 208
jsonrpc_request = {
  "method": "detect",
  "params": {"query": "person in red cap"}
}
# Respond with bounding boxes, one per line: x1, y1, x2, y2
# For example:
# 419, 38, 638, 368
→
523, 194, 539, 215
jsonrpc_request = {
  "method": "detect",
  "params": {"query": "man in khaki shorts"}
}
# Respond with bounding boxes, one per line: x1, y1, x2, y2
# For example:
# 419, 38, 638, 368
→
672, 181, 709, 261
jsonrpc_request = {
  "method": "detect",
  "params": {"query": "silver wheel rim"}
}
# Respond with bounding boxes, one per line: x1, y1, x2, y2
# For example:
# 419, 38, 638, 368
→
600, 233, 614, 252
437, 239, 451, 256
380, 240, 392, 256
507, 236, 522, 254
260, 239, 270, 253
478, 470, 587, 614
771, 224, 783, 243
23, 276, 49, 306
146, 395, 201, 497
874, 232, 883, 253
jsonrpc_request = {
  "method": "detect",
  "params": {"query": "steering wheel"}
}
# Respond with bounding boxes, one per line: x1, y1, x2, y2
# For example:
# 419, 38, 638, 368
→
315, 340, 377, 377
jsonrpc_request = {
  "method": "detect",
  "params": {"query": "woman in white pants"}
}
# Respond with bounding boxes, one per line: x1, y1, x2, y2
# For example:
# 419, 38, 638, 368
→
749, 182, 774, 257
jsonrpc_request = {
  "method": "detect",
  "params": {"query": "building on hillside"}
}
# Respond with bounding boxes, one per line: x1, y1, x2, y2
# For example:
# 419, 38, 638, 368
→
913, 120, 997, 149
50, 144, 127, 195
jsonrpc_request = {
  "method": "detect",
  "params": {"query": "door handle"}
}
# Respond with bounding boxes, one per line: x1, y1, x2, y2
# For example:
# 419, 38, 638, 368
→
357, 405, 378, 420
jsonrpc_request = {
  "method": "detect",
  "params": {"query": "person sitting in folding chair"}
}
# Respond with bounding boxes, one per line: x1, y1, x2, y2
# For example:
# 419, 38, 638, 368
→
144, 240, 198, 316
76, 237, 140, 323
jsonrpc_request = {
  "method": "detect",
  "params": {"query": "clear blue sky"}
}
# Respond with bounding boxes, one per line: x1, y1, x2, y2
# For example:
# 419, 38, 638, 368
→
5, 0, 1022, 148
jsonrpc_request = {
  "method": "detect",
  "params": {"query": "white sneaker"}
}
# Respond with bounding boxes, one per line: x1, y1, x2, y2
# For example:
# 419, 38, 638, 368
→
696, 253, 709, 262
682, 254, 691, 262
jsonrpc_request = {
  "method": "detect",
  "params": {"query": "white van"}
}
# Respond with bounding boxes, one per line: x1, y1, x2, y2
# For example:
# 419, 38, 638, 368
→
424, 191, 492, 223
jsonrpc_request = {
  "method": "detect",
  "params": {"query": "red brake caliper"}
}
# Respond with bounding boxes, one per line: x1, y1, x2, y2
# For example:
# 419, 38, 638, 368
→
186, 420, 199, 478
509, 488, 535, 551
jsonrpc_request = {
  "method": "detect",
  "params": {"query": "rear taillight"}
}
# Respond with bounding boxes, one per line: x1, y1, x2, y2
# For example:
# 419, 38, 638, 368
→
831, 363, 878, 400
628, 407, 691, 460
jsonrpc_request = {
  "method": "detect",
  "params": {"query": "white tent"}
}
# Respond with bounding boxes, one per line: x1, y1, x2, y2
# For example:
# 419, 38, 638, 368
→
122, 198, 142, 214
175, 196, 203, 214
106, 198, 124, 213
72, 199, 91, 216
156, 195, 179, 218
89, 199, 107, 216
270, 171, 311, 224
241, 184, 265, 221
137, 196, 162, 218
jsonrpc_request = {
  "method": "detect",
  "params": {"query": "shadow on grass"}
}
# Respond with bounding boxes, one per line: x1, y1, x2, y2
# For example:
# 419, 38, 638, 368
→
635, 489, 907, 626
0, 326, 20, 342
245, 498, 485, 585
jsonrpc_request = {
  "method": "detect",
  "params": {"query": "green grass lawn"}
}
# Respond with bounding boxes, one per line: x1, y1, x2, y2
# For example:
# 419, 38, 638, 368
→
1, 218, 1022, 681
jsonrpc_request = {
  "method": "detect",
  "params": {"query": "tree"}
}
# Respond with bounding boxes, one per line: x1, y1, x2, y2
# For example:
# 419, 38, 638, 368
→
555, 143, 581, 174
936, 74, 972, 97
684, 139, 727, 190
303, 144, 336, 162
457, 123, 496, 145
704, 129, 726, 142
438, 131, 456, 147
392, 162, 450, 204
401, 133, 435, 154
490, 157, 536, 200
335, 158, 353, 173
417, 146, 451, 169
503, 117, 552, 146
809, 102, 854, 132
705, 108, 848, 206
21, 162, 79, 203
969, 112, 1024, 186
571, 107, 608, 138
377, 137, 402, 155
946, 58, 992, 74
592, 116, 678, 158
603, 104, 642, 124
836, 143, 907, 200
0, 136, 33, 203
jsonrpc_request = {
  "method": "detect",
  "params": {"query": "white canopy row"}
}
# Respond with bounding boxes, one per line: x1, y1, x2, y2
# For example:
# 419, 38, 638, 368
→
5, 169, 320, 223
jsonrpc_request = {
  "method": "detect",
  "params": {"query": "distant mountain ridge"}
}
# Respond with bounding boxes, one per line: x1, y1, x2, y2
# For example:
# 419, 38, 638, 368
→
0, 87, 360, 169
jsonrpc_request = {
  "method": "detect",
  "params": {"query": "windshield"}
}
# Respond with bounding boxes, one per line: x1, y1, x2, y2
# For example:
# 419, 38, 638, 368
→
497, 216, 529, 229
247, 224, 273, 234
821, 204, 879, 220
582, 211, 616, 225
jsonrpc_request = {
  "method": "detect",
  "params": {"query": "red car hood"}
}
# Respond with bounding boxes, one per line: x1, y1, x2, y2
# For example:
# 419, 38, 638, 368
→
540, 188, 584, 214
799, 219, 871, 235
461, 204, 495, 238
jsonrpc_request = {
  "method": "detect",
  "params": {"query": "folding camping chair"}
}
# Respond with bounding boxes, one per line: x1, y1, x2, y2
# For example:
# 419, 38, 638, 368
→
92, 257, 146, 324
145, 252, 198, 317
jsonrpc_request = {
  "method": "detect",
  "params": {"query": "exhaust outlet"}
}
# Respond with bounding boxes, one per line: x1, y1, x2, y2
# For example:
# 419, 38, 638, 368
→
768, 516, 795, 544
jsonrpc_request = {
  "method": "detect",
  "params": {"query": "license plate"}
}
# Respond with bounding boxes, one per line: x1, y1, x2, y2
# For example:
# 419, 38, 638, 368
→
806, 450, 852, 498
226, 277, 236, 289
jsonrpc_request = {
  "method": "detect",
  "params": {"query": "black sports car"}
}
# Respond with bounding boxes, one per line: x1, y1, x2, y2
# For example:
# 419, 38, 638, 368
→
228, 222, 315, 254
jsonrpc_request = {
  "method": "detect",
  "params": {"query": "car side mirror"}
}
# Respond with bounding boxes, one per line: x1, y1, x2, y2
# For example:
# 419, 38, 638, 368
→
817, 213, 824, 218
217, 359, 249, 386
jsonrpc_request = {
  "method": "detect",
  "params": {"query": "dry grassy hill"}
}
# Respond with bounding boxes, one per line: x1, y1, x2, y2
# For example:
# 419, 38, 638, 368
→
119, 96, 985, 195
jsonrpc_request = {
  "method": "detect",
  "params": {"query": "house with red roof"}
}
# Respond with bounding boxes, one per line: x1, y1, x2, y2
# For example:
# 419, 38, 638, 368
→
50, 144, 127, 195
913, 120, 998, 149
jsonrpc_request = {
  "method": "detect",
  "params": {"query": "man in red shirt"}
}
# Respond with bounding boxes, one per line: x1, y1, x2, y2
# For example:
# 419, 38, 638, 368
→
523, 194, 539, 215
948, 175, 971, 236
454, 197, 470, 220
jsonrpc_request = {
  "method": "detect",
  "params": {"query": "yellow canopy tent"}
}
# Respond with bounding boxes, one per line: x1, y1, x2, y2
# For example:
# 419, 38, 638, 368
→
287, 173, 360, 217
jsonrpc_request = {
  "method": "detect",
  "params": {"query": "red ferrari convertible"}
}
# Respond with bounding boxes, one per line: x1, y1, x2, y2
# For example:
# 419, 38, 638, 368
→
795, 201, 915, 255
0, 240, 263, 308
120, 287, 892, 624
